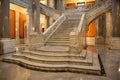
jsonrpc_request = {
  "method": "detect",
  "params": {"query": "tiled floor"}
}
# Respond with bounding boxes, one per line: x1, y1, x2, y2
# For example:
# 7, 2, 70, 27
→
0, 45, 120, 80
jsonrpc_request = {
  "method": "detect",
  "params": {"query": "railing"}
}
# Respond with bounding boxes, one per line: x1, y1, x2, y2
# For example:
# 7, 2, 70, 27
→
69, 0, 112, 53
65, 4, 95, 12
70, 13, 86, 53
43, 14, 66, 42
40, 3, 62, 20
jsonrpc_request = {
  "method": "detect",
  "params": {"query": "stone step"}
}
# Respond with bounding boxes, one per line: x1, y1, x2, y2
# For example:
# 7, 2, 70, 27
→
36, 46, 69, 53
50, 37, 69, 39
54, 33, 70, 36
56, 30, 72, 33
22, 49, 87, 60
12, 52, 92, 66
51, 35, 69, 38
57, 28, 73, 30
46, 42, 69, 46
3, 52, 101, 75
48, 38, 69, 41
47, 40, 69, 43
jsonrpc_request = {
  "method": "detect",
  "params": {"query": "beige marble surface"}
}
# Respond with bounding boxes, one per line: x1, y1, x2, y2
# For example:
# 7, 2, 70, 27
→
0, 38, 16, 54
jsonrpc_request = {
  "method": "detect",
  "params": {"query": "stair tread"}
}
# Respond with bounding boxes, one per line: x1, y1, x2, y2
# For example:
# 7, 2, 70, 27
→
47, 40, 69, 43
23, 49, 86, 58
36, 46, 69, 52
12, 51, 92, 63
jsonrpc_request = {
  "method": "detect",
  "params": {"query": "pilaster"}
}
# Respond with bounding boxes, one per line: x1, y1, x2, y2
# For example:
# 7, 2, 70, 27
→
32, 0, 40, 33
15, 11, 20, 45
105, 11, 112, 45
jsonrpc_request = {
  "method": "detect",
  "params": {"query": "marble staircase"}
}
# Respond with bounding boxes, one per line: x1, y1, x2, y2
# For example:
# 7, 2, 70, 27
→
46, 19, 79, 46
3, 14, 101, 75
3, 20, 101, 75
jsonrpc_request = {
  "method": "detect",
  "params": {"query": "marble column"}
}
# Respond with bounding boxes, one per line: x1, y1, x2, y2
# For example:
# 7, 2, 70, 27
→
95, 16, 105, 44
0, 0, 15, 54
15, 11, 20, 45
46, 16, 50, 28
48, 0, 55, 8
112, 0, 120, 37
96, 19, 99, 38
110, 0, 120, 49
0, 0, 10, 38
105, 11, 112, 45
32, 0, 40, 33
54, 0, 64, 11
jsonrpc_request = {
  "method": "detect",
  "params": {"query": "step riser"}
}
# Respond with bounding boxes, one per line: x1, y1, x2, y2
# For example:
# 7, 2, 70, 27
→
49, 37, 69, 39
47, 41, 69, 43
12, 55, 93, 66
49, 39, 69, 41
22, 52, 86, 60
51, 35, 69, 37
46, 44, 69, 46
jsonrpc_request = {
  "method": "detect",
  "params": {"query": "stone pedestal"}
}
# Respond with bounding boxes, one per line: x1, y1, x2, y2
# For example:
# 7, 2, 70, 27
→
0, 38, 16, 54
86, 37, 95, 46
110, 37, 120, 49
95, 36, 105, 44
70, 32, 82, 53
29, 32, 44, 50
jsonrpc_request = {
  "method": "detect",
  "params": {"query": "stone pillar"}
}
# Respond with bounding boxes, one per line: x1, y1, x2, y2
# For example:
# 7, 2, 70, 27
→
46, 16, 50, 28
105, 12, 112, 45
95, 16, 105, 44
55, 0, 64, 11
0, 0, 15, 54
32, 0, 40, 33
96, 19, 99, 38
110, 0, 120, 49
0, 0, 10, 38
15, 11, 20, 45
112, 0, 120, 37
48, 0, 55, 8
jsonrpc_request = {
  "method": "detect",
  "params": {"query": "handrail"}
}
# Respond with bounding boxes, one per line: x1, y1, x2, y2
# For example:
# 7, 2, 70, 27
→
77, 14, 86, 32
69, 13, 86, 53
40, 3, 62, 20
43, 14, 66, 42
65, 4, 95, 12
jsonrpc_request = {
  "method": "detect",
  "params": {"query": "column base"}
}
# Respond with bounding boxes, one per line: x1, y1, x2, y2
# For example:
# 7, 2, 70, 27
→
86, 37, 95, 46
95, 36, 105, 44
110, 37, 120, 49
0, 38, 16, 54
29, 32, 44, 50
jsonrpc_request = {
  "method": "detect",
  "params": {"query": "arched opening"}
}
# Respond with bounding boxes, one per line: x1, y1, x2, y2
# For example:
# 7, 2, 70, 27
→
86, 20, 96, 45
